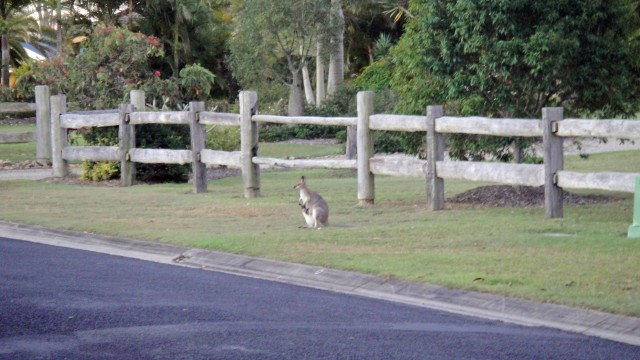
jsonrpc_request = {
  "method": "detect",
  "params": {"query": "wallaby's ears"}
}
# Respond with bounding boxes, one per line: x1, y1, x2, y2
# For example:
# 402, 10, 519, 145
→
294, 175, 306, 189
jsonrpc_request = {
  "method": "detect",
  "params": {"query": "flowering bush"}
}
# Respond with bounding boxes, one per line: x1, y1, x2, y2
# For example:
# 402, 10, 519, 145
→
18, 25, 176, 110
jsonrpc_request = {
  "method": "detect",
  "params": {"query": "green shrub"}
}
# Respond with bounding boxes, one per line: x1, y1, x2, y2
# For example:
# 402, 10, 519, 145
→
206, 126, 240, 151
82, 161, 119, 181
355, 58, 393, 92
179, 63, 216, 102
259, 124, 297, 142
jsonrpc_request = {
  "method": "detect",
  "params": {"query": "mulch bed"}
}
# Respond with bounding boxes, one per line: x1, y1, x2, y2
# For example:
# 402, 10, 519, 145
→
448, 185, 614, 207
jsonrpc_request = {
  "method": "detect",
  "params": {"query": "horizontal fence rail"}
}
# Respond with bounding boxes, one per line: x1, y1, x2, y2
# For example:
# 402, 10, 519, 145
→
369, 114, 426, 132
252, 157, 356, 170
557, 119, 640, 138
557, 171, 637, 193
199, 112, 240, 126
62, 146, 120, 162
61, 111, 120, 128
200, 149, 241, 168
435, 116, 543, 137
252, 114, 357, 127
40, 88, 638, 220
435, 162, 545, 187
130, 111, 190, 125
369, 156, 427, 178
128, 148, 193, 164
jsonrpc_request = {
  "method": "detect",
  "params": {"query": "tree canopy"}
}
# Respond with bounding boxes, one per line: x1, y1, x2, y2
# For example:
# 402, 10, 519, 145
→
391, 0, 640, 118
227, 0, 339, 115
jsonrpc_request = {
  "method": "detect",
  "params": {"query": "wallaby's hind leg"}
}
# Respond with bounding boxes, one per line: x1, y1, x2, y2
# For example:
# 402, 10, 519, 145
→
312, 207, 328, 228
301, 209, 316, 228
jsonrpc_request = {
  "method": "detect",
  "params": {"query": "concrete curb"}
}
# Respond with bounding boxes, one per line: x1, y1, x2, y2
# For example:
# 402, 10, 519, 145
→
0, 220, 638, 347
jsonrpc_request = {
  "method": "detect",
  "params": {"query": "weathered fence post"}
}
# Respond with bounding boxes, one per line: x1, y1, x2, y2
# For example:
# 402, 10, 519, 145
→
629, 176, 640, 238
543, 107, 564, 218
240, 91, 260, 198
190, 101, 207, 193
426, 105, 444, 210
35, 85, 51, 164
130, 89, 145, 112
119, 103, 134, 186
357, 91, 374, 205
50, 94, 68, 177
127, 90, 144, 182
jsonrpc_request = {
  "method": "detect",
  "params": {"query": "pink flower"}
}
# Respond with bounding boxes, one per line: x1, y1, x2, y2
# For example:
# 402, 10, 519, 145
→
154, 71, 161, 77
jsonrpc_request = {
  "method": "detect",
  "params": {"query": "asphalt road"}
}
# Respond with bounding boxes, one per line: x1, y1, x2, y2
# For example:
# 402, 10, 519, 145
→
1, 237, 638, 359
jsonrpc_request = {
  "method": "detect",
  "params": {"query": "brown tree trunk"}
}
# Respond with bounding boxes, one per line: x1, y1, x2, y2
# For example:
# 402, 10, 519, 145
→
1, 35, 9, 87
288, 69, 304, 116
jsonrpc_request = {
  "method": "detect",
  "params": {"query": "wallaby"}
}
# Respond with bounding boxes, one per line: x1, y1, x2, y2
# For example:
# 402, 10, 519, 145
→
293, 176, 329, 228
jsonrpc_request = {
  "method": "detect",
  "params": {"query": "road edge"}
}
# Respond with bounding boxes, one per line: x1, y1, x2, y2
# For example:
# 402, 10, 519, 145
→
0, 220, 638, 347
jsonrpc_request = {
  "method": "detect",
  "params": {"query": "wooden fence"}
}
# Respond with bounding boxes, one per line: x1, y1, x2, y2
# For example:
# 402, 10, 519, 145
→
0, 86, 51, 164
46, 90, 640, 219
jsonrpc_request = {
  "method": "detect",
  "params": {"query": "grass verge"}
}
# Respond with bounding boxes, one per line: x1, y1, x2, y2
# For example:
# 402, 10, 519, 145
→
0, 149, 638, 316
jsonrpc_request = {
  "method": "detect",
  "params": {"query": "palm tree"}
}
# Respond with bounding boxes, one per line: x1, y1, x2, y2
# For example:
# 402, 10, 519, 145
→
0, 0, 38, 87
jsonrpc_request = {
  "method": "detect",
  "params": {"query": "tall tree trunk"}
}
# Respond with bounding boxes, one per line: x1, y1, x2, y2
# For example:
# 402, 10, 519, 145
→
302, 62, 315, 106
173, 1, 181, 77
128, 0, 134, 30
56, 0, 62, 52
326, 0, 344, 96
315, 39, 326, 106
34, 1, 44, 27
327, 1, 355, 158
288, 69, 304, 116
1, 35, 9, 88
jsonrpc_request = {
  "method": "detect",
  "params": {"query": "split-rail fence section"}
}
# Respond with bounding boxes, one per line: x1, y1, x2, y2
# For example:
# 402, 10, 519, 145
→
2, 87, 639, 222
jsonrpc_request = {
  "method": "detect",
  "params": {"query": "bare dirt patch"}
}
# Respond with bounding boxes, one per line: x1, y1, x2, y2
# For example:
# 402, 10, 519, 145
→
448, 185, 614, 208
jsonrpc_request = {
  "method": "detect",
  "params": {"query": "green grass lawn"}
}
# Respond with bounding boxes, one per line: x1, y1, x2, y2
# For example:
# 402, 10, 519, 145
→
0, 142, 37, 162
0, 144, 638, 316
259, 142, 344, 158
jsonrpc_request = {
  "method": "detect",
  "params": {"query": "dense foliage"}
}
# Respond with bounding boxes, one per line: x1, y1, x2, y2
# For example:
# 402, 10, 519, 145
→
19, 26, 169, 109
386, 0, 640, 160
136, 0, 234, 99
